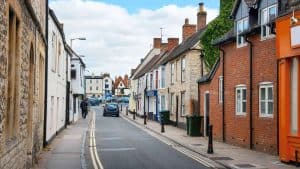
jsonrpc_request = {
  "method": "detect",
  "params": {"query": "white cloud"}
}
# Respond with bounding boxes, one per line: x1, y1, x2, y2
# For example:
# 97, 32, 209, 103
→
50, 0, 219, 77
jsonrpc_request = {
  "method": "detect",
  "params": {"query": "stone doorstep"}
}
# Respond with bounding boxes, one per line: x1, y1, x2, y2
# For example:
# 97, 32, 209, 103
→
121, 111, 279, 169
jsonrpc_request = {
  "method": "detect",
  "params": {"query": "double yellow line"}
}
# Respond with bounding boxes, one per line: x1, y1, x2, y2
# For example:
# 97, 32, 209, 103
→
89, 110, 104, 169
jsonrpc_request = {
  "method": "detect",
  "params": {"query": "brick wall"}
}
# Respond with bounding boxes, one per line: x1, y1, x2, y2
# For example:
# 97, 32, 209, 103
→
0, 0, 46, 168
199, 59, 223, 140
201, 34, 278, 155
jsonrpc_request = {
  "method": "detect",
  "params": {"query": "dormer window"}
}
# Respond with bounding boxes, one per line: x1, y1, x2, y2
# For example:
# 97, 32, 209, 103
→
236, 17, 249, 48
261, 4, 277, 39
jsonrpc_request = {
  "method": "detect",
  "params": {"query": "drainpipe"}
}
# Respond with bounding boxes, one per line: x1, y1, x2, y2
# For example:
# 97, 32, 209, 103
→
245, 36, 253, 150
144, 76, 147, 123
219, 46, 226, 142
43, 0, 49, 147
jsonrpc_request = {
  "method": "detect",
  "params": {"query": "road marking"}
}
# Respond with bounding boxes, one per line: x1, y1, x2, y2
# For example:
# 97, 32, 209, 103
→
89, 110, 105, 169
100, 148, 136, 152
101, 137, 122, 140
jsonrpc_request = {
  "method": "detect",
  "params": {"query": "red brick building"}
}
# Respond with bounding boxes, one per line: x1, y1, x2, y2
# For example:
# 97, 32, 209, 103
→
198, 0, 278, 155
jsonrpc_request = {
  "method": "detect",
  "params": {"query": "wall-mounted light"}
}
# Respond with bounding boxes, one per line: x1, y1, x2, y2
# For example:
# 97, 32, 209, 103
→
291, 9, 299, 25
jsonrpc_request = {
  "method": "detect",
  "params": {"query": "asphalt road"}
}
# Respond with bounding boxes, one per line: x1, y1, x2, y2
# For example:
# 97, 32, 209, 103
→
89, 106, 209, 169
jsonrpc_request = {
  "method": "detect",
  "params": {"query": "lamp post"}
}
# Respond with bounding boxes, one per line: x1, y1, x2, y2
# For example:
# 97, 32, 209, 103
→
70, 37, 86, 48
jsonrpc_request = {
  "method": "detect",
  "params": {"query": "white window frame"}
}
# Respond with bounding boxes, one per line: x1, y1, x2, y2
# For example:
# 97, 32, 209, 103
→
219, 76, 223, 103
171, 93, 175, 113
161, 95, 166, 111
171, 63, 175, 84
259, 82, 274, 118
181, 57, 186, 82
261, 4, 277, 40
161, 66, 166, 89
181, 92, 186, 116
236, 17, 249, 48
235, 85, 247, 115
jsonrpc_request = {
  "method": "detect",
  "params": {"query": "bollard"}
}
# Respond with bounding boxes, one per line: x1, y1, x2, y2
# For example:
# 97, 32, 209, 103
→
121, 104, 123, 111
161, 121, 165, 133
133, 112, 136, 120
126, 107, 128, 116
207, 125, 214, 154
144, 113, 147, 125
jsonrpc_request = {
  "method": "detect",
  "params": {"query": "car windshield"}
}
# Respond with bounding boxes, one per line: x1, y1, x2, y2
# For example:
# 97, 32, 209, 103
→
107, 104, 117, 109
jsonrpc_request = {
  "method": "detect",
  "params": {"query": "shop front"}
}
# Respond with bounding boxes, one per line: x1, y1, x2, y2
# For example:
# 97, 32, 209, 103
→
277, 6, 300, 162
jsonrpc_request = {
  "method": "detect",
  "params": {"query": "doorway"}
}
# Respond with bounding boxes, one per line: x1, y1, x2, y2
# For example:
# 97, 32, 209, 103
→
176, 96, 179, 127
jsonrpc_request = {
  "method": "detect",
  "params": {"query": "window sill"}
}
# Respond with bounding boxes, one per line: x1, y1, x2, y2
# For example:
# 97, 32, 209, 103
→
260, 35, 275, 41
236, 43, 247, 49
259, 114, 274, 118
235, 112, 247, 116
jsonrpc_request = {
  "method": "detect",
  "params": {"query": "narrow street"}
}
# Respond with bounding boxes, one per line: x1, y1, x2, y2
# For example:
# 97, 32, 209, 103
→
86, 106, 209, 169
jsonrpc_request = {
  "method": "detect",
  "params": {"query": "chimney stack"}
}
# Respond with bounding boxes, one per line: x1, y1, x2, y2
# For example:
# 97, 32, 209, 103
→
153, 38, 162, 49
167, 38, 179, 51
182, 18, 197, 41
197, 2, 207, 31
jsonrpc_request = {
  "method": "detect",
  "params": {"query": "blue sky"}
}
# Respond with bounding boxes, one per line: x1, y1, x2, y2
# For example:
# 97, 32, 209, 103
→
94, 0, 220, 13
50, 0, 220, 76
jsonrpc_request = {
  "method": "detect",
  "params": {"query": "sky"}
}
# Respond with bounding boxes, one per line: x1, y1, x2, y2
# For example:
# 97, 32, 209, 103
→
49, 0, 220, 78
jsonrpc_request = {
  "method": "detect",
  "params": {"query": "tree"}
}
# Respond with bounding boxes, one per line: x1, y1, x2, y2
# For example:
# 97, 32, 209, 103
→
200, 0, 234, 69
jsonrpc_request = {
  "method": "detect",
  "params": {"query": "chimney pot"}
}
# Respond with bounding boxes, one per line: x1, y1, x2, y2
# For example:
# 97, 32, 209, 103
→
199, 2, 204, 12
185, 18, 189, 24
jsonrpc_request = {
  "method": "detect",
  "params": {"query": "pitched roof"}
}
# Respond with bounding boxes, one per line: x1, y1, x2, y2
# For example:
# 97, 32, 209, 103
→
134, 54, 162, 79
212, 29, 235, 45
197, 58, 220, 84
231, 0, 260, 17
131, 48, 158, 79
152, 50, 169, 70
161, 27, 206, 64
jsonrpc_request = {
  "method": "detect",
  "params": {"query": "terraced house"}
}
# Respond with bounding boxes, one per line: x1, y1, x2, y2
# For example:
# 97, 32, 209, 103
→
198, 0, 279, 154
0, 0, 47, 168
161, 3, 208, 128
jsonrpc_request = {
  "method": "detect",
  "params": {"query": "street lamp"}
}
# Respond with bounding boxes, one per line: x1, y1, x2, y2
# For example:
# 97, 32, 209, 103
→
70, 37, 86, 48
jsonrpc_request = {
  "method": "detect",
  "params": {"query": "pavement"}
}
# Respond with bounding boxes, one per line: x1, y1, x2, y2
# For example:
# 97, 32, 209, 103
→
120, 109, 297, 169
33, 116, 89, 169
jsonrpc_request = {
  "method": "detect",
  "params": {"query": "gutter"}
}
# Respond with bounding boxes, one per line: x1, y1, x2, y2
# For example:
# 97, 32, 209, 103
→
245, 36, 253, 150
219, 47, 226, 142
43, 0, 49, 147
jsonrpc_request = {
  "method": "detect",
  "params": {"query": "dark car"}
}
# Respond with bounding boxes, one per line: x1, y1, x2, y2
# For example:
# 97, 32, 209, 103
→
103, 103, 120, 117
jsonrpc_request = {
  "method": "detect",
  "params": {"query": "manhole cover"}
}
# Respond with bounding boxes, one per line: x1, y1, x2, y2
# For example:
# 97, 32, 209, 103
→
210, 157, 234, 161
190, 144, 203, 146
234, 164, 255, 168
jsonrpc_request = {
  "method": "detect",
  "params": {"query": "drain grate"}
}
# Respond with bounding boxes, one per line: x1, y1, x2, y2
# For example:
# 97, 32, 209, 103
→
190, 143, 203, 146
234, 164, 256, 168
210, 157, 234, 161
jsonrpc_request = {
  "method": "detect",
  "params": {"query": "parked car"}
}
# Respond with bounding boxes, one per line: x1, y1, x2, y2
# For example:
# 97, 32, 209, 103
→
88, 98, 100, 106
103, 103, 120, 117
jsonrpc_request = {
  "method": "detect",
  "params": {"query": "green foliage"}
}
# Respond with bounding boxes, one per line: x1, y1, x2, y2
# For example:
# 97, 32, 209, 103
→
200, 0, 234, 69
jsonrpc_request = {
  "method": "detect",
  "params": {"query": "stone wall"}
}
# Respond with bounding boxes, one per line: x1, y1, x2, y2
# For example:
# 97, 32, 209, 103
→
0, 0, 46, 168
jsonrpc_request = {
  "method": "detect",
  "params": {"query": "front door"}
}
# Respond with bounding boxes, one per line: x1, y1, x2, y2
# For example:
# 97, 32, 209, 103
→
204, 92, 210, 136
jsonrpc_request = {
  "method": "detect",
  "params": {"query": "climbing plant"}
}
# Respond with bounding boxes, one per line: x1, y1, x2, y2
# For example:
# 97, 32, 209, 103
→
200, 0, 234, 69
